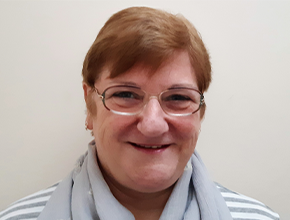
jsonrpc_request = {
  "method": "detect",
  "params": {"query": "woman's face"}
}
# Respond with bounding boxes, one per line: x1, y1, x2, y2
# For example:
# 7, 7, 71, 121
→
91, 51, 201, 193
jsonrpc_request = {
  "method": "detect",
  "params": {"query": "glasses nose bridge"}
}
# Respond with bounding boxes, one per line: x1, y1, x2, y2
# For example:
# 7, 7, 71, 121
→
142, 93, 164, 113
146, 91, 163, 105
148, 95, 159, 101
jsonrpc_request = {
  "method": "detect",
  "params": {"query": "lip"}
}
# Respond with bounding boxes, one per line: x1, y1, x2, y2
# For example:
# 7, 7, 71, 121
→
129, 142, 171, 151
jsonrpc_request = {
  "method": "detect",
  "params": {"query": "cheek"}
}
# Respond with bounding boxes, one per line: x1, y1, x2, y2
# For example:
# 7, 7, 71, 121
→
172, 115, 201, 157
94, 110, 136, 146
174, 115, 201, 140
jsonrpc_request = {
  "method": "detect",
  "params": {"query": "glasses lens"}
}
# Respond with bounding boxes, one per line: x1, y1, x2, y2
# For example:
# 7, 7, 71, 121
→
161, 89, 201, 115
104, 86, 145, 114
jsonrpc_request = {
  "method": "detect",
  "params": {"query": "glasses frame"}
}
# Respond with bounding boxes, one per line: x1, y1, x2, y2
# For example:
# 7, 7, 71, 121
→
94, 85, 204, 116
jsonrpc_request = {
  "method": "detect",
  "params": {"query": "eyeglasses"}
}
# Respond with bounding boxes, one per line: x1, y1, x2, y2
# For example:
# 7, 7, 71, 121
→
94, 85, 204, 116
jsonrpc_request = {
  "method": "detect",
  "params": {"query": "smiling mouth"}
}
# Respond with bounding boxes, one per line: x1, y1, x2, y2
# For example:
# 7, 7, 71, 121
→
129, 142, 170, 149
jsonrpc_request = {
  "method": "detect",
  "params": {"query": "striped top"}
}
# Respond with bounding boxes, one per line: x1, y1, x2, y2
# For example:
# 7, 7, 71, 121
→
0, 183, 280, 220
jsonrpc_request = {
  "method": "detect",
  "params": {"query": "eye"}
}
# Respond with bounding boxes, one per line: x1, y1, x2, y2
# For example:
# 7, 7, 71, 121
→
113, 91, 134, 98
164, 94, 192, 101
112, 91, 142, 99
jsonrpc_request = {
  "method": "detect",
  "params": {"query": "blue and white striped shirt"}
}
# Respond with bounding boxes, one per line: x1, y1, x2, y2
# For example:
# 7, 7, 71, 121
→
0, 182, 279, 220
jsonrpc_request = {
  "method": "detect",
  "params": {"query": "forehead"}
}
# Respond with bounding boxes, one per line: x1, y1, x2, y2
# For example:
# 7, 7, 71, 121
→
96, 51, 197, 90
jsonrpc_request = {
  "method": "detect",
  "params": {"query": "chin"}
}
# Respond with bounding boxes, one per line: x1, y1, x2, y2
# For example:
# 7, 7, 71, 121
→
132, 181, 175, 193
128, 168, 180, 193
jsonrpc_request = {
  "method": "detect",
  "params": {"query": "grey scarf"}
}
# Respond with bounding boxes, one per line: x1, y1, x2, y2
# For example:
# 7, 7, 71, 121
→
38, 142, 232, 220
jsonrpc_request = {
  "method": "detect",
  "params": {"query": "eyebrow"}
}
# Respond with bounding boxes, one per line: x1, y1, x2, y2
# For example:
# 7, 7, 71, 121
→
108, 81, 198, 90
169, 84, 198, 89
111, 81, 139, 87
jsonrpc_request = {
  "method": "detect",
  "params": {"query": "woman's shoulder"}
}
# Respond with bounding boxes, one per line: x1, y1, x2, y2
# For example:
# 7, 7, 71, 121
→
0, 182, 280, 220
0, 183, 58, 220
216, 182, 280, 220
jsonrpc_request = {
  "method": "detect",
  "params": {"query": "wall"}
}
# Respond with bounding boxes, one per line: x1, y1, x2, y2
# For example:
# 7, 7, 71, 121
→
0, 1, 289, 219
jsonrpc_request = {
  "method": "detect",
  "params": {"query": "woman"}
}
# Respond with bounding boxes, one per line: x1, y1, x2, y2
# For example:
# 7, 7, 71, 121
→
0, 6, 279, 220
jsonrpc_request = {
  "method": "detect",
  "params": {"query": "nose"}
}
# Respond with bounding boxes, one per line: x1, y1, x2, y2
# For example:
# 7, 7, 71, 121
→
137, 98, 169, 137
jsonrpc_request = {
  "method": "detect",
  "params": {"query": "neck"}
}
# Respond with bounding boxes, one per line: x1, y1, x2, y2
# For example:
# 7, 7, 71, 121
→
102, 171, 175, 220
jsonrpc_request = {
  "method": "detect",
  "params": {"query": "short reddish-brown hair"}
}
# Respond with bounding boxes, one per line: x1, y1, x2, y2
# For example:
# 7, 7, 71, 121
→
82, 6, 211, 118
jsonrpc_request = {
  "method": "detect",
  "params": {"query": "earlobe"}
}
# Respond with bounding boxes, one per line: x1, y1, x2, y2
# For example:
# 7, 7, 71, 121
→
85, 112, 93, 130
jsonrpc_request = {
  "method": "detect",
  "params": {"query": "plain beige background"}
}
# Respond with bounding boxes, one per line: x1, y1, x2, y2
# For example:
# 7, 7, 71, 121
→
0, 1, 289, 219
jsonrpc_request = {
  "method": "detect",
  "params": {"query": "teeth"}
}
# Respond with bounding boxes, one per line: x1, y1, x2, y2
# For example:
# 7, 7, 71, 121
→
151, 146, 160, 149
139, 145, 162, 149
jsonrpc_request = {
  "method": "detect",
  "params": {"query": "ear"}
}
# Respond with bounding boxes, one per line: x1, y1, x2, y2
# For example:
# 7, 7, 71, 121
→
83, 82, 92, 101
83, 82, 94, 131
